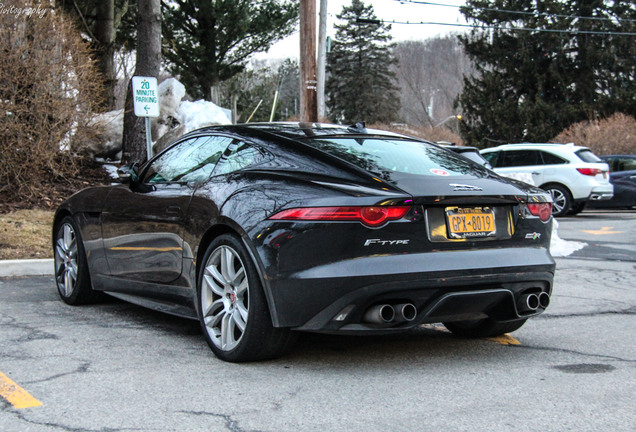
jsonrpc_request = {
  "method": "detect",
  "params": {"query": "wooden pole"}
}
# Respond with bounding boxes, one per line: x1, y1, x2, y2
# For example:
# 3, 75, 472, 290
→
300, 0, 318, 122
317, 0, 328, 120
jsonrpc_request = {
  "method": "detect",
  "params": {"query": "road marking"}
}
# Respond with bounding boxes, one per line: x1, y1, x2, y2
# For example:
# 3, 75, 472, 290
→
0, 371, 42, 409
487, 334, 521, 345
582, 226, 623, 235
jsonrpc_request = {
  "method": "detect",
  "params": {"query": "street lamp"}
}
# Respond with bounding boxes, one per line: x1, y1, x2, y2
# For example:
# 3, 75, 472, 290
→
435, 114, 462, 127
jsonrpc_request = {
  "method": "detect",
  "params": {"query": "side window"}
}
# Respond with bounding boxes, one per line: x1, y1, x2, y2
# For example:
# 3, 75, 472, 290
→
616, 157, 636, 172
482, 151, 500, 167
143, 135, 233, 183
540, 151, 567, 165
213, 141, 266, 176
500, 150, 541, 167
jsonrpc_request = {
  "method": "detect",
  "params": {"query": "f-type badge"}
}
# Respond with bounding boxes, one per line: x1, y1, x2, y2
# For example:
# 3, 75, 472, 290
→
450, 183, 483, 192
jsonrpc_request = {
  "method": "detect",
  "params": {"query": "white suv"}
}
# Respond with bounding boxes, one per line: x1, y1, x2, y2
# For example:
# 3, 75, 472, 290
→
480, 143, 613, 217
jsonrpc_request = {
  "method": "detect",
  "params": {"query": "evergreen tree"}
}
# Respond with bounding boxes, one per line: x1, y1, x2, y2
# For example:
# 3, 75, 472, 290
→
326, 0, 400, 124
456, 0, 636, 146
162, 0, 298, 101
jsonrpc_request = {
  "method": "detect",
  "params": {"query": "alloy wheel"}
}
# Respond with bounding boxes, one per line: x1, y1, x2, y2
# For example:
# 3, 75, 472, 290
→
55, 223, 78, 297
200, 245, 249, 351
549, 189, 567, 214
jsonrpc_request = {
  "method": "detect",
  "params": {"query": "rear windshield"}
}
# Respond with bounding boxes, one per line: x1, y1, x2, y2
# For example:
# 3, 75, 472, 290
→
305, 137, 484, 178
576, 149, 602, 163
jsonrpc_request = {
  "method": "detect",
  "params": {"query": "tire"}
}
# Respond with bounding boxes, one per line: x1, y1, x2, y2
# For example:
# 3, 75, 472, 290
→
542, 184, 572, 217
53, 216, 100, 305
566, 202, 586, 216
197, 234, 296, 362
443, 318, 527, 338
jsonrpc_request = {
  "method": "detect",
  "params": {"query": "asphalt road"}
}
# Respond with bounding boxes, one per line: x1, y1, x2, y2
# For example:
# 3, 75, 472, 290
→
1, 210, 634, 432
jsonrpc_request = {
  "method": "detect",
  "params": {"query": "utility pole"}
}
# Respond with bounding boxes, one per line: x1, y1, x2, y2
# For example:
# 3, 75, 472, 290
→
300, 0, 318, 122
317, 0, 328, 120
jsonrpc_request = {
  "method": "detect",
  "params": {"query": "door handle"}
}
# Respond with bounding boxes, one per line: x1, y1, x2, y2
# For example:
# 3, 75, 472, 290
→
166, 206, 181, 215
531, 172, 540, 176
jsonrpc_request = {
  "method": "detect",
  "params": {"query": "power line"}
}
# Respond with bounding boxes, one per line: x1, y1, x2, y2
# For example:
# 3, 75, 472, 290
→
394, 0, 636, 24
363, 18, 636, 36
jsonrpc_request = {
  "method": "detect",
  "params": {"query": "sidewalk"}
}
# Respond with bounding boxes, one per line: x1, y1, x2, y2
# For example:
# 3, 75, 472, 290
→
0, 259, 54, 277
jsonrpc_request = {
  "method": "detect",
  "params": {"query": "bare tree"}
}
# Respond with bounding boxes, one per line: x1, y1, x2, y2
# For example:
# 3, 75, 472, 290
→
121, 0, 161, 164
394, 36, 474, 129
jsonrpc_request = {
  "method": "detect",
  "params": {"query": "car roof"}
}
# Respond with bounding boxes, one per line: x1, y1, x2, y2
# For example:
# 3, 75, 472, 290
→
481, 143, 589, 152
181, 122, 411, 141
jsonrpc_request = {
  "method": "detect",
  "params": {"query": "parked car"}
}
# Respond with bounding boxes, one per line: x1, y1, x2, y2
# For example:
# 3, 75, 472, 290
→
587, 155, 636, 209
53, 123, 555, 362
438, 143, 493, 169
480, 143, 613, 217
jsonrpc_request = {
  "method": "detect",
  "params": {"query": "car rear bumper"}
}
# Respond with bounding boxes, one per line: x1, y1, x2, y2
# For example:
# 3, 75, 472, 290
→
267, 247, 555, 332
588, 189, 614, 201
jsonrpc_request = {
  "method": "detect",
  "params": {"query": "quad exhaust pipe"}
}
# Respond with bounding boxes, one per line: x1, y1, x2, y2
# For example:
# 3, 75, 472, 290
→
517, 292, 551, 313
363, 303, 417, 324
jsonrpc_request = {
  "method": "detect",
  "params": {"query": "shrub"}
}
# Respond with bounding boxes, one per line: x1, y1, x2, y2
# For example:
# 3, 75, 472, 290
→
551, 113, 636, 155
0, 1, 103, 204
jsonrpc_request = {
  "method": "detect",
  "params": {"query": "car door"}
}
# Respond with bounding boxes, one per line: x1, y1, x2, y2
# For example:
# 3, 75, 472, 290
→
491, 150, 543, 185
101, 134, 233, 287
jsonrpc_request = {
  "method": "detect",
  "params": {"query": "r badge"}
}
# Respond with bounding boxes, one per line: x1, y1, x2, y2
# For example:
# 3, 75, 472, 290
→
525, 232, 541, 240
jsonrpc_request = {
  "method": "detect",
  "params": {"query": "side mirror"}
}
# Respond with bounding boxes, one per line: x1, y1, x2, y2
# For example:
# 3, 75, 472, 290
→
117, 162, 140, 184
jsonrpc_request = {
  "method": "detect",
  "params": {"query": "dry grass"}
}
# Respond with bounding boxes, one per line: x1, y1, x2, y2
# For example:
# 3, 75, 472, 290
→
0, 209, 54, 260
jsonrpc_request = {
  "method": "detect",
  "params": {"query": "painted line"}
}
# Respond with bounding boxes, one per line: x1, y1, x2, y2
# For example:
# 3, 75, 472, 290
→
582, 226, 623, 235
487, 334, 521, 345
0, 371, 42, 409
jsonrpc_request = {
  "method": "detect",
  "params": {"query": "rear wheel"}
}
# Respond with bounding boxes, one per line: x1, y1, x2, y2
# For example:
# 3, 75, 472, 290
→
197, 234, 296, 362
542, 184, 572, 217
53, 216, 100, 305
443, 318, 527, 338
566, 202, 586, 216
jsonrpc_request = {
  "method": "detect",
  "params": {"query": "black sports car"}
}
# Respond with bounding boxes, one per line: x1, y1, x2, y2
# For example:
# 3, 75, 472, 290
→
53, 123, 556, 362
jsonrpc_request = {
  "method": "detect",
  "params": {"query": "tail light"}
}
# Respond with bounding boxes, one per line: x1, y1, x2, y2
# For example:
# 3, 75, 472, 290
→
576, 168, 602, 176
526, 203, 552, 221
269, 206, 411, 227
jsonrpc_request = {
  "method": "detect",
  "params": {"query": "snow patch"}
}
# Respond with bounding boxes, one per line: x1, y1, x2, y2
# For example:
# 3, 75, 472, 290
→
101, 163, 119, 179
177, 100, 231, 133
550, 219, 587, 257
499, 172, 535, 185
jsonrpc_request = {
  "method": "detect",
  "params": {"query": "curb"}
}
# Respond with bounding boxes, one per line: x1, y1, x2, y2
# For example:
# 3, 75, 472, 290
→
0, 259, 54, 277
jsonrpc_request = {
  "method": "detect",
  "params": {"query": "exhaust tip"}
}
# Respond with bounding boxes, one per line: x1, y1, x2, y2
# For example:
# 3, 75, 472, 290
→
518, 293, 539, 312
363, 304, 395, 324
395, 303, 417, 322
538, 292, 550, 309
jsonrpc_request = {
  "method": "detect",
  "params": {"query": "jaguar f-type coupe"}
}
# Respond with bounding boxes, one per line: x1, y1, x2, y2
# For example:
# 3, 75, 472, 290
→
53, 123, 555, 362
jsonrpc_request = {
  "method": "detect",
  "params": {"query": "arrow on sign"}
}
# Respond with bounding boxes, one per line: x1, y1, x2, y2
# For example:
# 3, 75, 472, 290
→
144, 105, 150, 113
582, 226, 623, 235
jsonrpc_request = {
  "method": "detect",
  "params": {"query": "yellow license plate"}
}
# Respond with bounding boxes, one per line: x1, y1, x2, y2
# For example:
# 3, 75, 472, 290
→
446, 207, 496, 239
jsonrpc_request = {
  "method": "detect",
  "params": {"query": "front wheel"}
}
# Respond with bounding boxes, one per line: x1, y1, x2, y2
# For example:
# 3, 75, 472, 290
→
197, 234, 296, 362
443, 318, 527, 338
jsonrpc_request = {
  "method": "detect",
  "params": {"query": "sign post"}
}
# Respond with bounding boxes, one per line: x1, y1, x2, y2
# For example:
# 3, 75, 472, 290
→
131, 76, 160, 159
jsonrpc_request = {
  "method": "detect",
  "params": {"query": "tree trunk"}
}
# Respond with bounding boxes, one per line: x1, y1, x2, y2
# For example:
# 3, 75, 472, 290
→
95, 0, 116, 110
122, 0, 161, 164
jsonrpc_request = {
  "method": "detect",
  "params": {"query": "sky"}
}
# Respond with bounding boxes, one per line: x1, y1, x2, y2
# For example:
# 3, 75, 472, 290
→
261, 0, 468, 60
